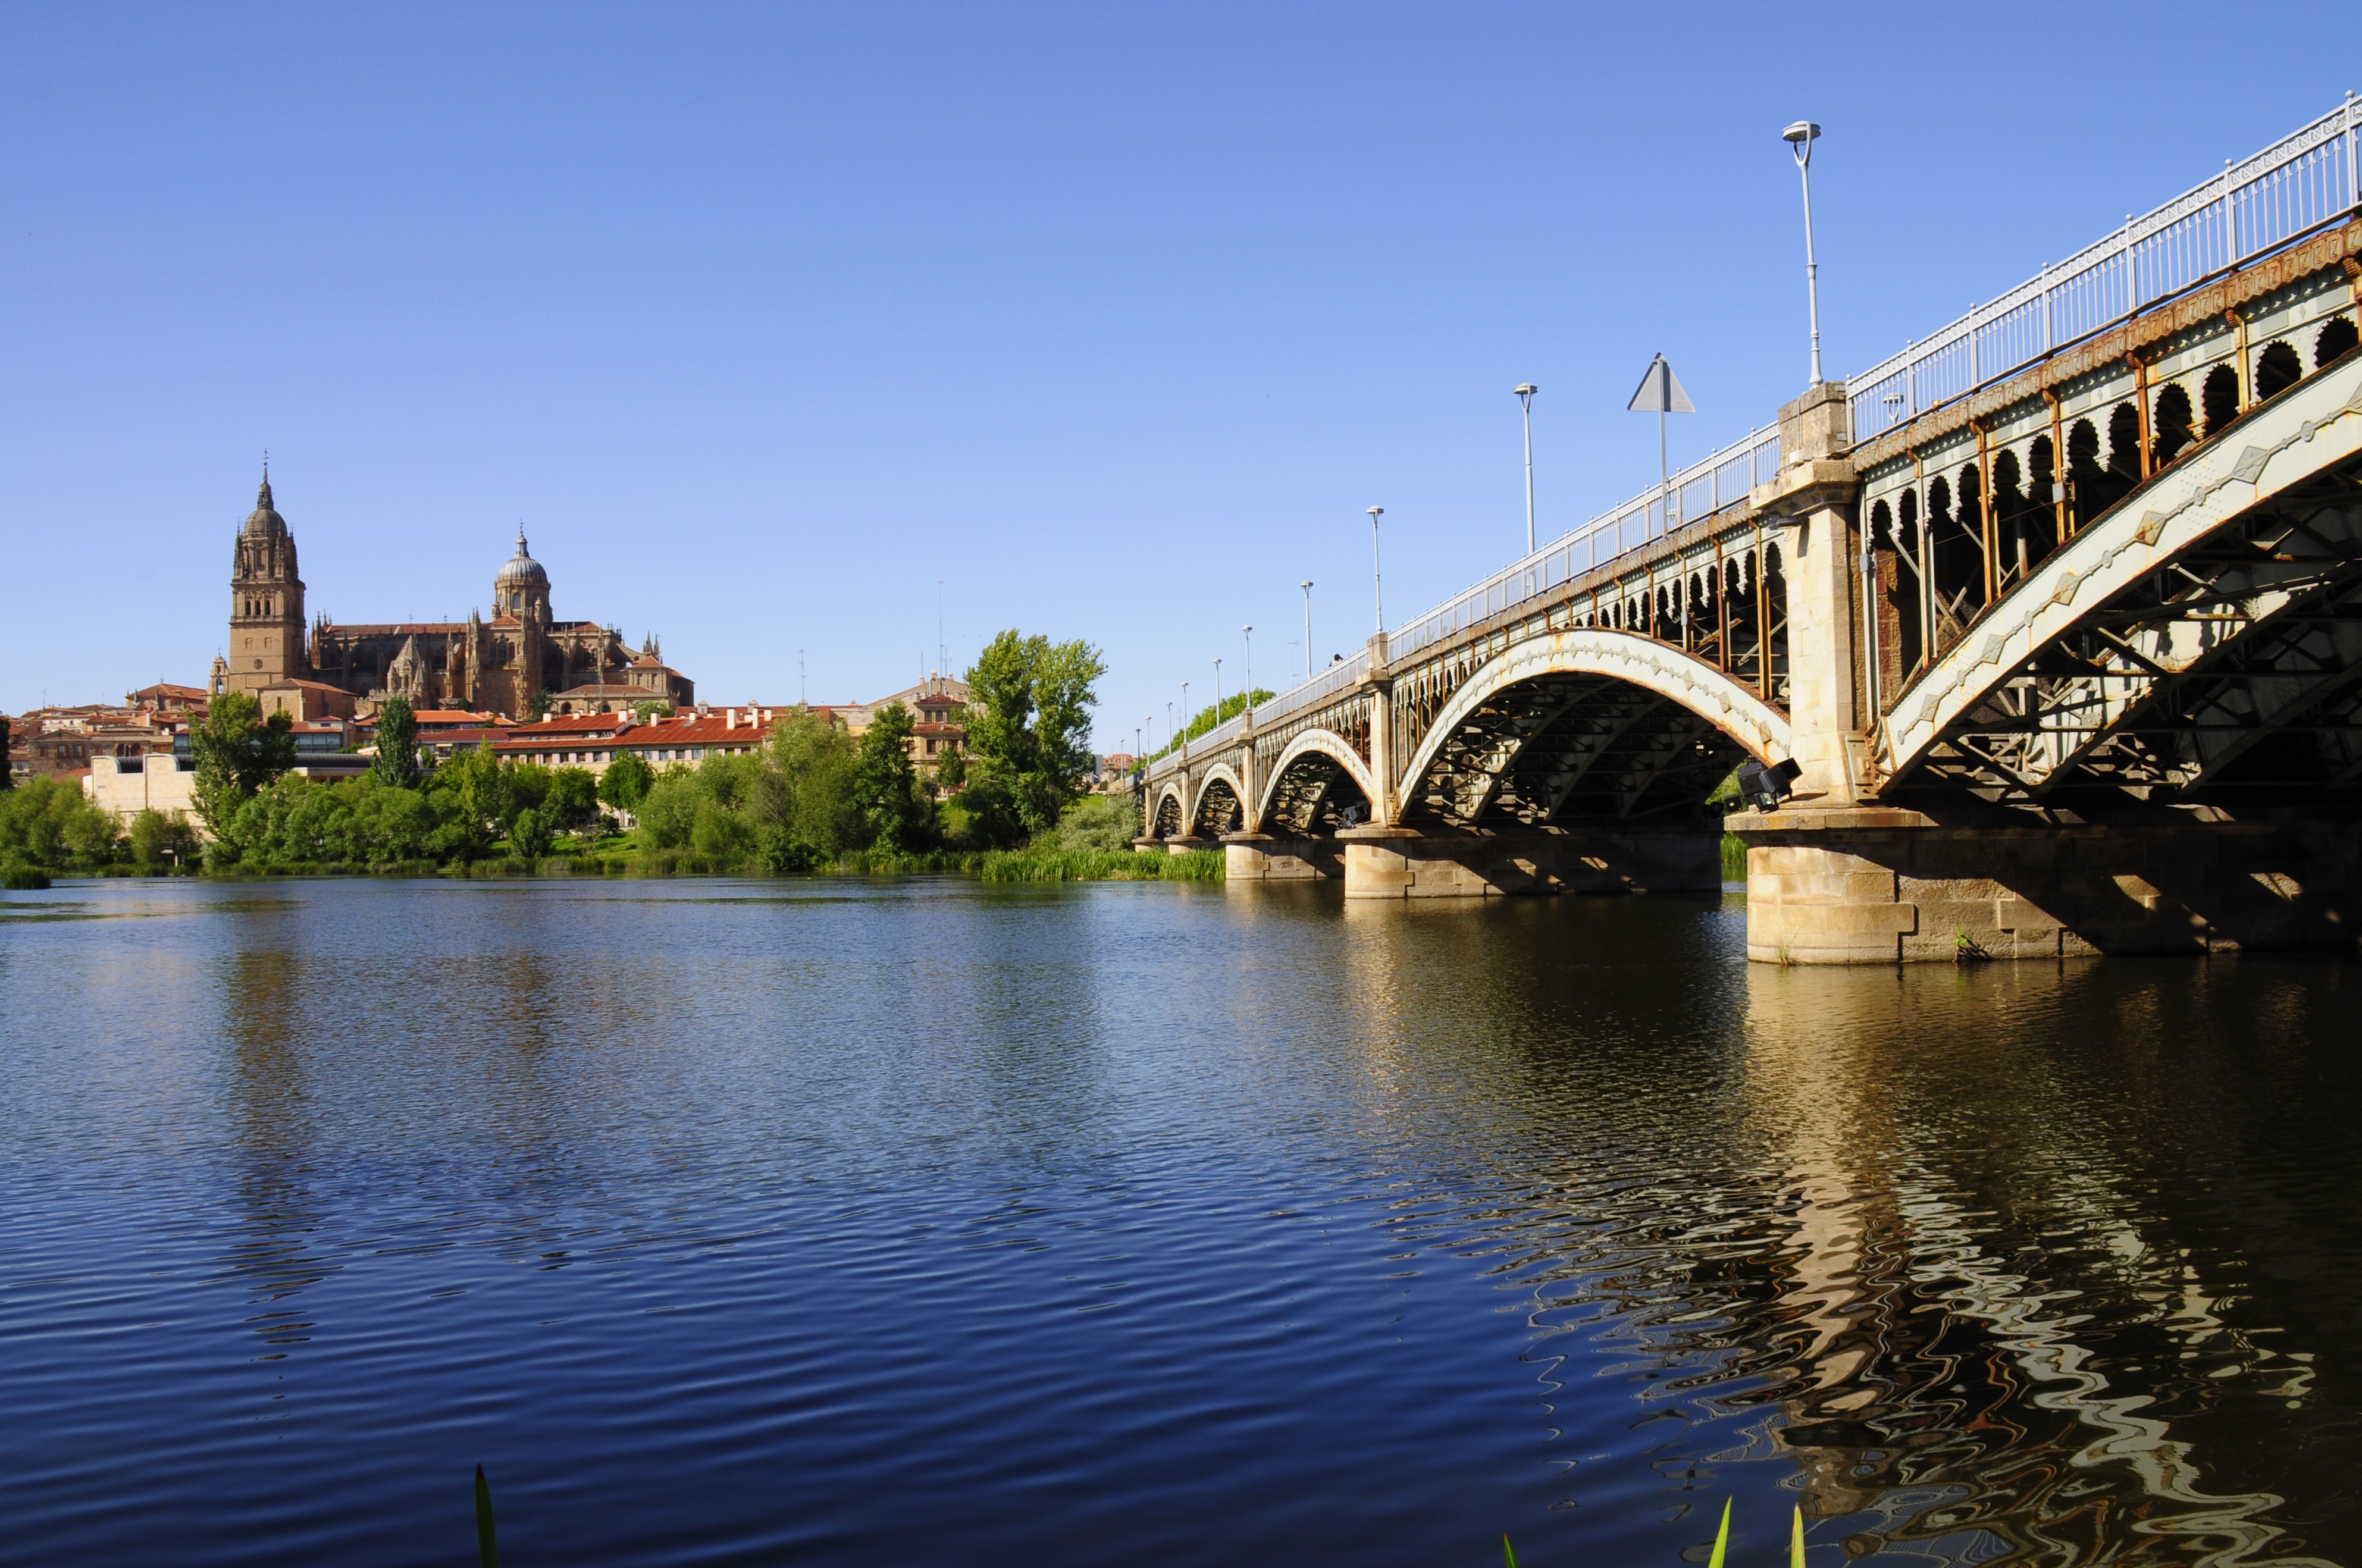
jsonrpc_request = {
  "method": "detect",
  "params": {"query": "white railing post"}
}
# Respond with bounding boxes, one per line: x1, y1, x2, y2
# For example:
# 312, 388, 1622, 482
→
2124, 216, 2138, 315
2348, 91, 2359, 209
2218, 158, 2234, 272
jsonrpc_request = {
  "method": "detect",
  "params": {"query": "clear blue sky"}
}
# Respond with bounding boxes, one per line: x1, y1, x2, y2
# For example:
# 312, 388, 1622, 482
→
4, 3, 2353, 741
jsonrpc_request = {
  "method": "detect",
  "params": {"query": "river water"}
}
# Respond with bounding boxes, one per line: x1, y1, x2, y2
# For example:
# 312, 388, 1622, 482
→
1, 877, 2355, 1566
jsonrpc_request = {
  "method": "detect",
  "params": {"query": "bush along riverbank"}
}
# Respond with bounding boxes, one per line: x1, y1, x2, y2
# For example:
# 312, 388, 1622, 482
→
0, 633, 1227, 889
186, 843, 1223, 884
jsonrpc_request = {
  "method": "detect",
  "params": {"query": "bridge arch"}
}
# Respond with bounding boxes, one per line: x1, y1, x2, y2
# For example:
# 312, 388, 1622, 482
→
1189, 764, 1246, 837
1395, 629, 1792, 827
1882, 352, 2362, 795
1255, 729, 1379, 835
1149, 782, 1186, 839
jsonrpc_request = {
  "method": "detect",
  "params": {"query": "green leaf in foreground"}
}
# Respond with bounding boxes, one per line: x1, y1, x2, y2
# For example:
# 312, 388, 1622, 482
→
474, 1463, 499, 1568
1503, 1533, 1520, 1568
1792, 1503, 1806, 1568
1706, 1497, 1731, 1568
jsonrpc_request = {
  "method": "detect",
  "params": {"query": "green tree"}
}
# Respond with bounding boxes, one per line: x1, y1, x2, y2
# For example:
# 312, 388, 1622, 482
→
424, 746, 510, 861
599, 751, 656, 810
962, 630, 1107, 842
192, 691, 297, 843
545, 767, 599, 830
371, 695, 421, 789
634, 769, 701, 849
127, 808, 199, 871
747, 708, 862, 868
524, 688, 551, 722
1034, 791, 1142, 852
0, 776, 120, 870
933, 742, 966, 792
1152, 688, 1276, 759
505, 761, 552, 819
510, 806, 553, 860
850, 701, 935, 853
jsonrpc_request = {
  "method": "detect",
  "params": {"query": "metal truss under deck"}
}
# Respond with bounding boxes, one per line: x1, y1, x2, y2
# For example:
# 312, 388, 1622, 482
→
1905, 449, 2362, 798
1407, 673, 1747, 827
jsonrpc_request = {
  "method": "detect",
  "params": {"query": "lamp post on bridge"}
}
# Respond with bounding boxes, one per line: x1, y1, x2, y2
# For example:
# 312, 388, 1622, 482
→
1165, 701, 1173, 764
1213, 658, 1223, 727
1241, 626, 1252, 722
1514, 384, 1539, 554
1366, 507, 1384, 636
1299, 581, 1313, 682
1180, 682, 1189, 763
1783, 120, 1825, 386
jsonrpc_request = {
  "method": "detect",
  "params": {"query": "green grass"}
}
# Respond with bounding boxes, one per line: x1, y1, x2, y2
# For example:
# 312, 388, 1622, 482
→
979, 848, 1223, 882
1721, 832, 1749, 880
189, 844, 1230, 883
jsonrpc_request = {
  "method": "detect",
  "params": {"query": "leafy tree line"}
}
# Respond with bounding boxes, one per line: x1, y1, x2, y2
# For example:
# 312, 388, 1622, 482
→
174, 630, 1113, 873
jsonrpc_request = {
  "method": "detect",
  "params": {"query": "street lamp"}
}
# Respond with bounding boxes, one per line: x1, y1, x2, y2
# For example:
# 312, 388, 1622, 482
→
1241, 625, 1252, 720
1180, 682, 1189, 760
1299, 581, 1314, 681
1165, 700, 1173, 760
1367, 506, 1385, 635
1514, 384, 1539, 554
1213, 657, 1223, 723
1783, 120, 1825, 386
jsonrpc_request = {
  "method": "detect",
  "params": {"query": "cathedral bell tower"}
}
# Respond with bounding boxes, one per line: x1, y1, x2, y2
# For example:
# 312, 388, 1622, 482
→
227, 470, 307, 696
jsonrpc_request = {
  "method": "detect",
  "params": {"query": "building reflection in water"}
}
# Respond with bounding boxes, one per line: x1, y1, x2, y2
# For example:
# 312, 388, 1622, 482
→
215, 925, 334, 1360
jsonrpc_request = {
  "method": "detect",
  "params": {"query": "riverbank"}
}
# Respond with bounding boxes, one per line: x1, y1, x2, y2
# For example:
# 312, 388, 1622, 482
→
65, 846, 1229, 883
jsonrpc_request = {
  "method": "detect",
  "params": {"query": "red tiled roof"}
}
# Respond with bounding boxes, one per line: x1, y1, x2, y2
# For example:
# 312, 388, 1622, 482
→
512, 713, 632, 732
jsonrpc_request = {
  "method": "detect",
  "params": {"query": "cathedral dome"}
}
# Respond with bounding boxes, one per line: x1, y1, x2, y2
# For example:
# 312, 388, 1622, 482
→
496, 532, 549, 589
242, 476, 287, 538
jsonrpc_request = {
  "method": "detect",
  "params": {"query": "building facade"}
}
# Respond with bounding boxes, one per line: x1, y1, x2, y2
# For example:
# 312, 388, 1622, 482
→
208, 474, 694, 720
839, 675, 969, 788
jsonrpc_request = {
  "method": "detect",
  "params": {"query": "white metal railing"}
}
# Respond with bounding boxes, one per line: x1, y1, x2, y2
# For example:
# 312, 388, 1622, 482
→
1145, 649, 1371, 780
1144, 425, 1778, 782
1384, 425, 1782, 662
1851, 96, 2361, 440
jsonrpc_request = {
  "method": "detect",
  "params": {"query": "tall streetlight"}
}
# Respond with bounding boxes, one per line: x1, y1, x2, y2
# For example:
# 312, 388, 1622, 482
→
1367, 506, 1385, 635
1783, 120, 1825, 386
1299, 582, 1314, 681
1514, 384, 1539, 554
1165, 700, 1173, 760
1180, 682, 1190, 760
1241, 625, 1253, 719
1213, 657, 1223, 723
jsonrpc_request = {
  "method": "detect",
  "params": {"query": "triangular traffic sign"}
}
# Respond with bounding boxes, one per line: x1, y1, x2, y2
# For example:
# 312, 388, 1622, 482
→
1627, 353, 1695, 415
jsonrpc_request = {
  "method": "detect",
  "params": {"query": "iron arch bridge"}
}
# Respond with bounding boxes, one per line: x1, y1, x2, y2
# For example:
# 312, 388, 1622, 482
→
1136, 99, 2362, 953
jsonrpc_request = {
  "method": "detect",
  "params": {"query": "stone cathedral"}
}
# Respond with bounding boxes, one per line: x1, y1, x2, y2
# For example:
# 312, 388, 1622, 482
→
208, 473, 695, 719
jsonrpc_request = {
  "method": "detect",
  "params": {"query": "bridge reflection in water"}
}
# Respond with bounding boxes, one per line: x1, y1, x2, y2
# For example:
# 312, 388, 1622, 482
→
1305, 888, 2358, 1566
